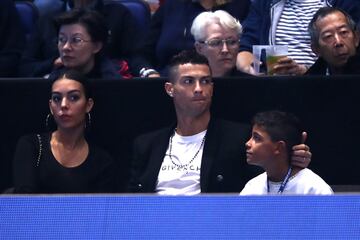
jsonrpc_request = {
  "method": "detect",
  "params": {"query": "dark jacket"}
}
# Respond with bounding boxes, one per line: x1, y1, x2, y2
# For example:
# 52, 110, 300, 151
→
130, 0, 251, 76
306, 46, 360, 75
0, 0, 26, 77
48, 55, 122, 80
128, 119, 259, 193
18, 0, 138, 77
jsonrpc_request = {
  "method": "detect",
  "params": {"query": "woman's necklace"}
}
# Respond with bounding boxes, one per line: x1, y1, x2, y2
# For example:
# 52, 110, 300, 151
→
168, 130, 206, 168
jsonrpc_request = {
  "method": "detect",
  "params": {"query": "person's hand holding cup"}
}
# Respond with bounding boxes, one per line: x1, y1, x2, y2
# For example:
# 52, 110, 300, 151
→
265, 45, 288, 75
253, 45, 305, 76
271, 56, 308, 75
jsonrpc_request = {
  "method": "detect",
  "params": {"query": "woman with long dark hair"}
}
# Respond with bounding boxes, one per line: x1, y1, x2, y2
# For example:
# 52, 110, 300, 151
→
13, 70, 116, 193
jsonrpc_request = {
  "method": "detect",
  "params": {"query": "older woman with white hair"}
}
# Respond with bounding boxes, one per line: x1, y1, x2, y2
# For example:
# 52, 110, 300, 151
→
191, 10, 249, 77
130, 0, 251, 78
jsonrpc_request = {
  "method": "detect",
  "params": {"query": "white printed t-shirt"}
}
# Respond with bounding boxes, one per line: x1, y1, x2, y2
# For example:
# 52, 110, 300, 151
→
156, 130, 206, 195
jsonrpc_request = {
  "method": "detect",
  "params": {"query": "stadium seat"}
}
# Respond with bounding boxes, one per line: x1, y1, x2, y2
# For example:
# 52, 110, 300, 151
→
105, 0, 151, 35
15, 1, 39, 41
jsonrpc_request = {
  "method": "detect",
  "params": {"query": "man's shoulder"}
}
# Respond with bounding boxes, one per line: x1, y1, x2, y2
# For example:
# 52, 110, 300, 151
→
247, 172, 267, 184
306, 57, 328, 75
297, 168, 328, 184
240, 172, 267, 195
292, 168, 333, 194
345, 48, 360, 73
134, 127, 171, 143
132, 127, 172, 154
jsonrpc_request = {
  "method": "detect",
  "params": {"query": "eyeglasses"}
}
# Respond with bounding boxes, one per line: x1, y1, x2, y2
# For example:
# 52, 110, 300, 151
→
199, 38, 240, 48
58, 36, 92, 48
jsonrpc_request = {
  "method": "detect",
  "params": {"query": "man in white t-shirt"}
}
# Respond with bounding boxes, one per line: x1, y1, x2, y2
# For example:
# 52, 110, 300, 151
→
240, 110, 333, 195
128, 50, 313, 195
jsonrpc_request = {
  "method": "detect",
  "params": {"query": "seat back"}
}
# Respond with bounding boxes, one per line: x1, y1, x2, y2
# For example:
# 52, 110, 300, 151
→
15, 1, 39, 41
106, 0, 151, 35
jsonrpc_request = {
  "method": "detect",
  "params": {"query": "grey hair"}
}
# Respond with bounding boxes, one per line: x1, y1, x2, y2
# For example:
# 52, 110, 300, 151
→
190, 10, 242, 41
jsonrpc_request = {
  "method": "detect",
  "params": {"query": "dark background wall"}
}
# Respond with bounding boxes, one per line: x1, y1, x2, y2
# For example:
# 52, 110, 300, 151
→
1, 76, 359, 191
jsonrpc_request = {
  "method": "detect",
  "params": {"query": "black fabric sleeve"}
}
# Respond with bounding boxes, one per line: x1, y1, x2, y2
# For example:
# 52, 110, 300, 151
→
13, 135, 39, 193
127, 136, 148, 193
92, 146, 117, 193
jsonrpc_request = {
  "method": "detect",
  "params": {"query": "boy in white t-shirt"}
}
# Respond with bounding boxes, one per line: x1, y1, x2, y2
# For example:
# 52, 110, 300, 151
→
240, 110, 333, 195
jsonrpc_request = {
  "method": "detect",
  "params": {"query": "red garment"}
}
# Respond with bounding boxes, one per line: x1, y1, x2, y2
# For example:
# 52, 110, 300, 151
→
118, 60, 133, 79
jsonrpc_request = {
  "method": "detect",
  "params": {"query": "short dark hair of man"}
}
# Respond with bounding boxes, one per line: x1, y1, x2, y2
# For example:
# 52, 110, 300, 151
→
168, 49, 211, 83
252, 110, 303, 159
308, 7, 358, 48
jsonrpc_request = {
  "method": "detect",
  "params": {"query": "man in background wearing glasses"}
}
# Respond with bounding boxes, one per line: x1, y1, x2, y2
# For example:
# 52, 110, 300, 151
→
191, 10, 250, 77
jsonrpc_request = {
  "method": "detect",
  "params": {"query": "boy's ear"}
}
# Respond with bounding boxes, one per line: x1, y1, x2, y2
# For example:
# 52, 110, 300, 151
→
274, 141, 287, 155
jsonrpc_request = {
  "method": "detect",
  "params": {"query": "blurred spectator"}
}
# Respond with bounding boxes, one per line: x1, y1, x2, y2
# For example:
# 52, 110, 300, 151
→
48, 9, 122, 79
19, 0, 138, 77
191, 10, 249, 77
307, 7, 360, 75
236, 0, 360, 76
130, 0, 251, 77
0, 0, 26, 77
33, 0, 63, 17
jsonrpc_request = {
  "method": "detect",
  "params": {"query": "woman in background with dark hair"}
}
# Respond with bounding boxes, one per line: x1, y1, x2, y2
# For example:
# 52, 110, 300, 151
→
13, 70, 116, 193
49, 8, 122, 79
19, 0, 137, 78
